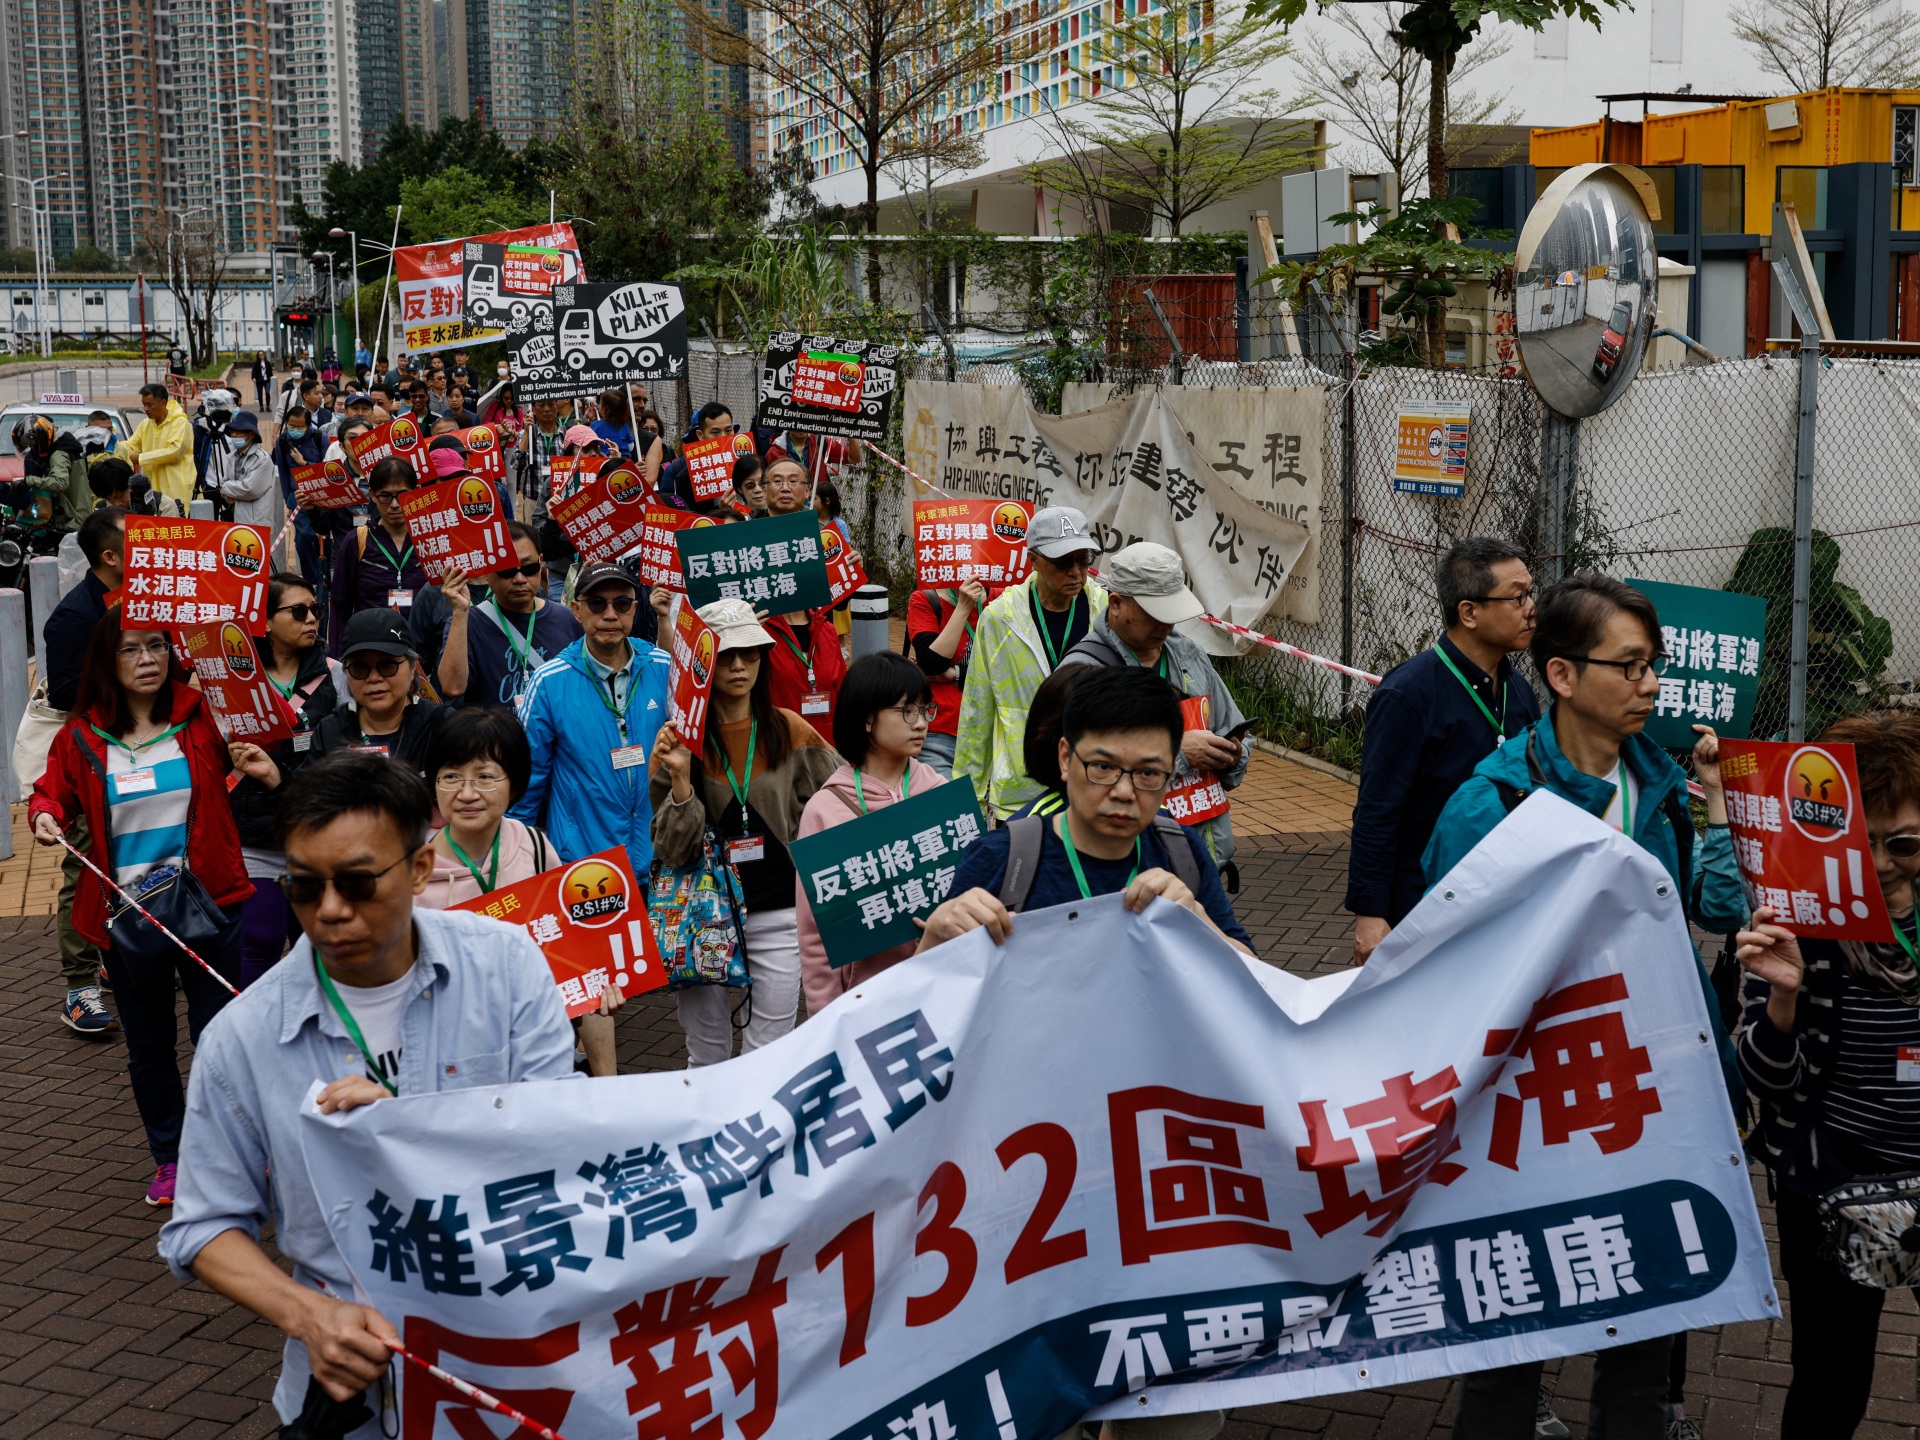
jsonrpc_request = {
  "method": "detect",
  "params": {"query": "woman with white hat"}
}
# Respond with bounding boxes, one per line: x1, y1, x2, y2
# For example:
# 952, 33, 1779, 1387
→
650, 598, 841, 1064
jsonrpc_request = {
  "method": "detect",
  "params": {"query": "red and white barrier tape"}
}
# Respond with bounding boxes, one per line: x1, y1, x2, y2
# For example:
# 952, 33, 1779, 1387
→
862, 440, 955, 499
53, 835, 240, 996
1197, 613, 1384, 686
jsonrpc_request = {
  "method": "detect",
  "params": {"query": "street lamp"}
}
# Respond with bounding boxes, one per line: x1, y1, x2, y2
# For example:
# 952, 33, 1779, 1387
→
311, 250, 338, 365
326, 225, 371, 363
4, 170, 67, 358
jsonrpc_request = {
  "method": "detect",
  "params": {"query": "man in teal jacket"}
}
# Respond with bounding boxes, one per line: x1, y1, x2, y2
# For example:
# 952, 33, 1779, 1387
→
512, 563, 672, 869
1421, 570, 1746, 1440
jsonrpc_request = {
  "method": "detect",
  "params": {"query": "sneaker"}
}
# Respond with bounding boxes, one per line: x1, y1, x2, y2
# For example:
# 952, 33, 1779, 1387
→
144, 1163, 177, 1207
1667, 1414, 1703, 1440
1535, 1386, 1571, 1440
97, 962, 111, 989
61, 985, 118, 1036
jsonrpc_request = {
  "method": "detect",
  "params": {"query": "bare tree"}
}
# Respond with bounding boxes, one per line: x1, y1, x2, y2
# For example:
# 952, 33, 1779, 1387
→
140, 213, 231, 369
1027, 2, 1316, 237
1732, 0, 1920, 89
1294, 4, 1515, 199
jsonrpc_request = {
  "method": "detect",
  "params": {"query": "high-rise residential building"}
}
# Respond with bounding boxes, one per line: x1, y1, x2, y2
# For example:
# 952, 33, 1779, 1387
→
459, 0, 583, 147
80, 0, 165, 258
0, 0, 98, 256
273, 0, 362, 226
155, 0, 277, 254
355, 0, 404, 159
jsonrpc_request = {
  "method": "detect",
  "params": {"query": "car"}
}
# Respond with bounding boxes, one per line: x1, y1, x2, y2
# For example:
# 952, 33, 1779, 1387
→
0, 401, 133, 484
1592, 301, 1633, 382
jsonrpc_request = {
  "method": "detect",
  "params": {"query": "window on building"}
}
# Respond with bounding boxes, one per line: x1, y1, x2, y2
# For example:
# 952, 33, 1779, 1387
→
1895, 105, 1920, 187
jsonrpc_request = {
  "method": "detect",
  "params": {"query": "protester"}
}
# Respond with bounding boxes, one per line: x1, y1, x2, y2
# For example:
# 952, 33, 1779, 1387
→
658, 401, 737, 507
39, 507, 124, 1034
218, 411, 281, 531
795, 653, 949, 1017
30, 616, 250, 1207
1011, 664, 1093, 822
1734, 711, 1920, 1439
733, 452, 768, 518
906, 578, 989, 779
87, 453, 178, 517
442, 384, 478, 430
1060, 541, 1252, 878
650, 599, 839, 1065
249, 351, 273, 410
953, 505, 1106, 819
815, 476, 851, 545
640, 409, 670, 457
125, 383, 196, 507
329, 457, 429, 655
1348, 536, 1541, 964
271, 405, 326, 579
156, 751, 576, 1431
437, 522, 582, 710
592, 386, 639, 459
921, 666, 1254, 980
311, 610, 452, 774
512, 561, 671, 873
480, 381, 523, 433
224, 574, 344, 987
758, 455, 850, 734
1422, 570, 1745, 1440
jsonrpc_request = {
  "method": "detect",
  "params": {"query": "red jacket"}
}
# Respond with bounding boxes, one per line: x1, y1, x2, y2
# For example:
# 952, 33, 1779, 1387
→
30, 683, 253, 947
762, 609, 847, 741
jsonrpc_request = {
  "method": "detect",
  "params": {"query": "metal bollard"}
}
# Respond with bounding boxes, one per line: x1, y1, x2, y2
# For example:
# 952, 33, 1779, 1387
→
27, 555, 57, 661
189, 498, 216, 521
849, 583, 891, 661
0, 588, 25, 857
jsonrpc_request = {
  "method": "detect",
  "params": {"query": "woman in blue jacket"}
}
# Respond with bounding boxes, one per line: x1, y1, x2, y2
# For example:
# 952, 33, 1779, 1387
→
510, 562, 672, 869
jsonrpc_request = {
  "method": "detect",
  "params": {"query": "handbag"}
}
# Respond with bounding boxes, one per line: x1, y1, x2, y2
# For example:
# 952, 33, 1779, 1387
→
13, 681, 66, 801
648, 826, 752, 991
76, 735, 242, 969
1815, 1171, 1920, 1288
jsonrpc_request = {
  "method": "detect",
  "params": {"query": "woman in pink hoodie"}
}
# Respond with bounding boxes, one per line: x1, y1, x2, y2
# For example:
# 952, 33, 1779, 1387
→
795, 653, 948, 1018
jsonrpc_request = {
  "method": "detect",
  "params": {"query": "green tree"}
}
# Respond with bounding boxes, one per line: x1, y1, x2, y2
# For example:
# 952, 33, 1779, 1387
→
57, 244, 122, 273
0, 246, 35, 273
395, 166, 547, 244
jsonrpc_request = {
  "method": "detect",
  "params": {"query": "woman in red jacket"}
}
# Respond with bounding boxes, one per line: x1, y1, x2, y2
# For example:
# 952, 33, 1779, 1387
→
30, 615, 251, 1208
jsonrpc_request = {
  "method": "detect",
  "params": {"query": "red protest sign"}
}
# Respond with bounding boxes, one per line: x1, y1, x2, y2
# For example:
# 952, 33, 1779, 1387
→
1163, 696, 1230, 824
667, 598, 718, 749
290, 458, 366, 510
177, 622, 296, 746
1721, 739, 1894, 941
547, 452, 586, 501
793, 352, 864, 412
124, 516, 270, 631
399, 475, 517, 581
451, 846, 666, 1016
682, 432, 754, 502
348, 415, 433, 481
912, 498, 1035, 588
550, 462, 651, 563
820, 526, 866, 605
456, 424, 507, 482
635, 506, 719, 589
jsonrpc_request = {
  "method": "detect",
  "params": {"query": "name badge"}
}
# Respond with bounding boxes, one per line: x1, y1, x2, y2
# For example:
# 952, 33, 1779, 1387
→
726, 835, 766, 865
389, 589, 414, 608
800, 691, 830, 716
116, 767, 157, 795
610, 745, 647, 770
292, 732, 313, 753
1899, 1046, 1920, 1083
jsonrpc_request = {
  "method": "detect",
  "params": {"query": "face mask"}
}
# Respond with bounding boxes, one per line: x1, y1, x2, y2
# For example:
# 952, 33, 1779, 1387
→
227, 435, 249, 452
286, 427, 307, 440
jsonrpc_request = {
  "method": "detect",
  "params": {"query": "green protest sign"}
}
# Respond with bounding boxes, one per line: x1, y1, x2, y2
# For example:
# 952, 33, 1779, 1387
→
676, 509, 834, 612
1627, 578, 1768, 749
789, 779, 986, 968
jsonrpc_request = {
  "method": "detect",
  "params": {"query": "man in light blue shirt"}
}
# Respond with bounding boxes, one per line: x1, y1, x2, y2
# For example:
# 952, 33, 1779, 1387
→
157, 752, 574, 1436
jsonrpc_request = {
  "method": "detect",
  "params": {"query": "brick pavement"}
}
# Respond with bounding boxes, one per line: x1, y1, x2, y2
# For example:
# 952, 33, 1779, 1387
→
0, 791, 1916, 1436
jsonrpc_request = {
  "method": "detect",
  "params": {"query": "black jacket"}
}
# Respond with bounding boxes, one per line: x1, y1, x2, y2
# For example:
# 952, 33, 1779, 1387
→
42, 571, 111, 712
312, 698, 452, 777
230, 647, 344, 849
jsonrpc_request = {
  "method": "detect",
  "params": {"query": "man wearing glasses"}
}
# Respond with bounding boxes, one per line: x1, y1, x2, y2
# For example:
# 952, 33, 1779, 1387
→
513, 563, 672, 871
953, 506, 1108, 820
921, 666, 1252, 961
1419, 571, 1745, 1440
159, 752, 576, 1431
437, 520, 584, 710
1347, 536, 1541, 966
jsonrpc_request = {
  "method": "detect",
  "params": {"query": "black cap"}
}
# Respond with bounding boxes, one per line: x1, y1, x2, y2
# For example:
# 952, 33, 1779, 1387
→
340, 608, 415, 659
576, 561, 636, 596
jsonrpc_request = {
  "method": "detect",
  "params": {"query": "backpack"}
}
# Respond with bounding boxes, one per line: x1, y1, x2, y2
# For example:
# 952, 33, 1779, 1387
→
996, 812, 1201, 912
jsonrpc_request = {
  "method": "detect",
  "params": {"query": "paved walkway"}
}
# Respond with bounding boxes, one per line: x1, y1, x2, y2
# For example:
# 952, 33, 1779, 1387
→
0, 756, 1916, 1438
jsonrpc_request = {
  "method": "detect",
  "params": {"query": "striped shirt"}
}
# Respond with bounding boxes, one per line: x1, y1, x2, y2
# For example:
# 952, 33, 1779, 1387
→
105, 736, 192, 890
1823, 982, 1920, 1167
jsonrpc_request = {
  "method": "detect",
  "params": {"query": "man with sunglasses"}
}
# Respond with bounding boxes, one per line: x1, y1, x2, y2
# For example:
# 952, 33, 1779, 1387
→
953, 505, 1107, 820
158, 752, 576, 1430
1347, 536, 1542, 967
437, 521, 583, 711
1420, 570, 1747, 1440
512, 563, 672, 871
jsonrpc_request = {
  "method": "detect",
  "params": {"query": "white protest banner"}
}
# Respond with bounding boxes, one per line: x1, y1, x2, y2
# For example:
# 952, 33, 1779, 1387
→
900, 381, 1308, 628
300, 792, 1771, 1439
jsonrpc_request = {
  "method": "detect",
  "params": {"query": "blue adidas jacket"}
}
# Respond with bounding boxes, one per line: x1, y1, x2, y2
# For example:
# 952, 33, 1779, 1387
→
511, 637, 672, 870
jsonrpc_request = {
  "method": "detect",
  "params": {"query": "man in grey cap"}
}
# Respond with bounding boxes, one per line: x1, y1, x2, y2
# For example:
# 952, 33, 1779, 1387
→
1060, 541, 1252, 880
953, 505, 1107, 819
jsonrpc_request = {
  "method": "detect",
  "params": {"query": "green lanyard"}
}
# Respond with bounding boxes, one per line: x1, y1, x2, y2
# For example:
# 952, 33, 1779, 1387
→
853, 764, 911, 816
1030, 588, 1084, 670
1060, 814, 1141, 899
313, 955, 400, 1095
1891, 908, 1919, 965
1612, 761, 1633, 834
596, 661, 635, 737
720, 718, 758, 830
268, 671, 298, 700
91, 720, 189, 757
1434, 644, 1508, 740
370, 528, 415, 575
444, 827, 500, 894
490, 600, 539, 670
777, 627, 815, 687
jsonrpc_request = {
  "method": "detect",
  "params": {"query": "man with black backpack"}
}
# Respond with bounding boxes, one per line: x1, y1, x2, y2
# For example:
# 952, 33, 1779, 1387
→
918, 666, 1253, 959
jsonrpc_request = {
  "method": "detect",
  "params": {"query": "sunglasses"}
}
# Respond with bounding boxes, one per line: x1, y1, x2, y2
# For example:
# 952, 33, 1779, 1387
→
345, 655, 407, 680
1878, 833, 1920, 860
583, 592, 636, 614
273, 603, 322, 622
280, 851, 413, 906
494, 560, 544, 578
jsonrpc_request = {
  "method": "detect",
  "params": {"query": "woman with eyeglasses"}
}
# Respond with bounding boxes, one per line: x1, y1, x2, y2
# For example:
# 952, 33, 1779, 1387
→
225, 573, 346, 986
650, 599, 841, 1066
1735, 712, 1920, 1437
29, 617, 251, 1208
309, 608, 453, 776
793, 654, 950, 1018
329, 456, 430, 657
